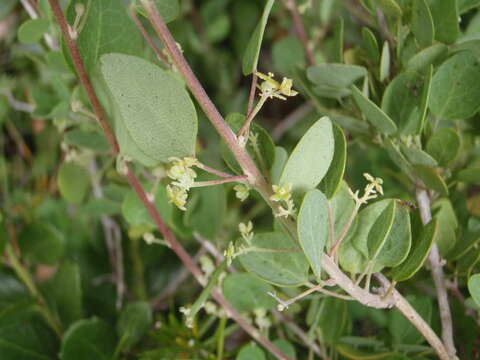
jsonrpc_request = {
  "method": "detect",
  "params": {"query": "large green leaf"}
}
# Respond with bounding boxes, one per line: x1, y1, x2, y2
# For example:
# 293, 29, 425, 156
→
222, 273, 276, 312
18, 223, 65, 265
391, 220, 438, 282
468, 273, 480, 307
242, 0, 275, 75
406, 44, 447, 73
60, 318, 116, 360
351, 86, 397, 134
101, 54, 198, 164
367, 200, 396, 260
428, 0, 459, 44
57, 162, 90, 205
429, 52, 480, 120
426, 128, 461, 166
319, 123, 346, 199
116, 302, 152, 352
52, 262, 83, 327
65, 0, 143, 74
297, 189, 329, 279
279, 117, 334, 196
411, 0, 434, 47
239, 232, 309, 287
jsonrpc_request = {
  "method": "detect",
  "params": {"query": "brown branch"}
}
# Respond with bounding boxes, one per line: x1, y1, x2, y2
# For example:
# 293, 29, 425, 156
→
247, 74, 258, 115
283, 0, 315, 66
416, 188, 457, 359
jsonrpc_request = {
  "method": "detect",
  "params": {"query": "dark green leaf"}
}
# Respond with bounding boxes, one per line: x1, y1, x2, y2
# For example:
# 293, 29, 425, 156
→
18, 19, 50, 44
237, 344, 266, 360
222, 273, 276, 312
428, 0, 459, 44
414, 165, 448, 196
426, 128, 461, 166
63, 130, 109, 152
389, 296, 432, 344
367, 200, 396, 260
457, 167, 480, 185
57, 162, 90, 205
411, 0, 434, 47
117, 302, 152, 351
52, 262, 82, 327
122, 185, 172, 227
18, 223, 65, 265
362, 27, 379, 62
332, 18, 344, 63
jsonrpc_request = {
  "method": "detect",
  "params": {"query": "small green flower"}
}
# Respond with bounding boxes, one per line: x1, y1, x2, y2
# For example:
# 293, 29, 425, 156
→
270, 183, 293, 202
234, 184, 250, 202
239, 221, 254, 244
256, 72, 298, 100
166, 184, 188, 211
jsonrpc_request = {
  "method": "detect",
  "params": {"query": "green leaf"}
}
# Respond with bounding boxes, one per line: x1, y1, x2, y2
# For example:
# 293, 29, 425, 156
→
429, 52, 480, 120
376, 204, 412, 267
57, 162, 90, 205
272, 36, 305, 76
307, 64, 367, 99
406, 44, 447, 73
239, 232, 309, 287
389, 296, 432, 344
428, 0, 459, 44
101, 53, 198, 164
329, 182, 356, 247
63, 129, 109, 152
367, 200, 396, 260
319, 123, 347, 199
117, 302, 152, 352
122, 186, 172, 227
459, 0, 480, 13
413, 165, 448, 196
391, 220, 438, 282
135, 0, 180, 23
318, 297, 349, 344
468, 273, 480, 307
379, 41, 390, 82
18, 223, 65, 265
270, 146, 288, 185
60, 318, 116, 360
400, 145, 438, 167
411, 0, 434, 47
297, 189, 329, 279
65, 0, 143, 74
332, 18, 344, 63
222, 273, 276, 312
351, 86, 397, 135
52, 262, 83, 327
426, 128, 461, 166
362, 27, 379, 62
268, 339, 296, 360
457, 167, 480, 185
221, 113, 275, 175
381, 71, 429, 135
237, 344, 266, 360
242, 0, 275, 75
352, 199, 393, 258
279, 117, 334, 196
18, 19, 50, 44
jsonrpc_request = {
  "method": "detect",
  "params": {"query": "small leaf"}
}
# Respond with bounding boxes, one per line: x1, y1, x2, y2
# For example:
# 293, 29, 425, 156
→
239, 232, 310, 287
63, 129, 109, 152
272, 36, 306, 76
379, 41, 390, 82
414, 165, 448, 196
307, 64, 367, 99
18, 223, 65, 265
400, 145, 438, 167
117, 302, 152, 352
268, 340, 296, 360
18, 19, 50, 44
406, 44, 447, 73
101, 54, 198, 164
57, 162, 90, 205
459, 0, 480, 13
426, 128, 461, 166
376, 204, 412, 267
222, 273, 276, 312
242, 0, 275, 75
391, 220, 438, 281
60, 318, 116, 360
362, 27, 379, 62
428, 0, 459, 44
237, 344, 266, 360
411, 0, 435, 47
279, 117, 334, 196
319, 123, 347, 199
457, 167, 480, 185
367, 200, 396, 260
298, 189, 329, 279
52, 262, 83, 327
468, 273, 480, 307
351, 86, 397, 135
429, 52, 480, 120
122, 185, 172, 227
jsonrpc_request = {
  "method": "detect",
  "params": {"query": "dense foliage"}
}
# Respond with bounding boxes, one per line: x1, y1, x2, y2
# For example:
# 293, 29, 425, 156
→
1, 0, 480, 359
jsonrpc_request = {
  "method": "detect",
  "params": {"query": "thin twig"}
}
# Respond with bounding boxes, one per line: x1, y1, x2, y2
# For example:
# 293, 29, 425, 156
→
129, 7, 168, 64
191, 175, 248, 188
416, 188, 457, 359
375, 273, 451, 360
247, 74, 258, 115
283, 0, 315, 66
196, 163, 235, 178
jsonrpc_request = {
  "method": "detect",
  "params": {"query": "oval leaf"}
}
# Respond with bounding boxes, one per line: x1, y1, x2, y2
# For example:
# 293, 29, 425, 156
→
426, 128, 461, 166
116, 302, 152, 352
298, 189, 329, 279
58, 162, 90, 205
101, 53, 198, 164
222, 273, 276, 312
280, 117, 334, 196
468, 273, 480, 307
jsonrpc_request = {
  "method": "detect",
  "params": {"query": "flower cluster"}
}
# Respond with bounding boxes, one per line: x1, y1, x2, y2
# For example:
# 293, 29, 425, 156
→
255, 72, 298, 100
224, 221, 254, 265
270, 184, 296, 218
349, 173, 384, 205
234, 184, 250, 202
165, 157, 199, 211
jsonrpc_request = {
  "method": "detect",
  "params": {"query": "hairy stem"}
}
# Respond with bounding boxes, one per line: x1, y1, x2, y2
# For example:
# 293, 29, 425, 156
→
416, 188, 457, 359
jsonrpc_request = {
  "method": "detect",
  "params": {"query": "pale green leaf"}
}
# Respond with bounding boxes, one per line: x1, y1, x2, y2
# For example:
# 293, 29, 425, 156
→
297, 189, 329, 279
406, 44, 447, 73
58, 162, 90, 205
468, 273, 480, 307
307, 64, 367, 99
270, 146, 288, 185
237, 344, 266, 360
101, 54, 197, 164
379, 41, 390, 82
400, 145, 438, 167
279, 117, 334, 196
